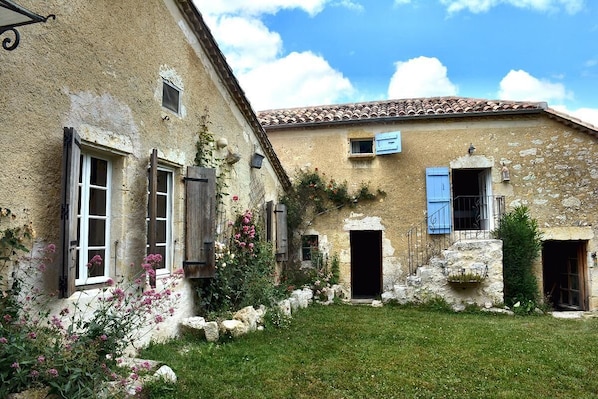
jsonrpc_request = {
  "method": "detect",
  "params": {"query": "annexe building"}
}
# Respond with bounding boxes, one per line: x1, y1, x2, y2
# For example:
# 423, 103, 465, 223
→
259, 98, 598, 310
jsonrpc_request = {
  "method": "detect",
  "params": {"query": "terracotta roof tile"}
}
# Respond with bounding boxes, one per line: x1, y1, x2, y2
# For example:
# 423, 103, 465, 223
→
258, 97, 547, 128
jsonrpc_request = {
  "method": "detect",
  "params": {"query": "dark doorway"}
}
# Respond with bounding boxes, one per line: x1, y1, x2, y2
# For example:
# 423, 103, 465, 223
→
350, 230, 382, 299
542, 240, 587, 311
452, 168, 491, 230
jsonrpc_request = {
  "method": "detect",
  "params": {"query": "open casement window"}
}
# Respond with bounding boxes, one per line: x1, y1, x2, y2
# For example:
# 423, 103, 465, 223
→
59, 128, 81, 298
375, 131, 401, 155
426, 167, 451, 234
184, 166, 216, 278
275, 203, 288, 261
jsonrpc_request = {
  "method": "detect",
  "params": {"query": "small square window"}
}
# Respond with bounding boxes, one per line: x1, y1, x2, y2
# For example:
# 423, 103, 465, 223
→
301, 235, 319, 261
162, 80, 181, 114
350, 139, 373, 155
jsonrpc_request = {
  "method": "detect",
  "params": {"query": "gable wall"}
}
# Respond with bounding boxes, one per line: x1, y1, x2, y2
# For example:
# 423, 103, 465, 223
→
267, 114, 598, 307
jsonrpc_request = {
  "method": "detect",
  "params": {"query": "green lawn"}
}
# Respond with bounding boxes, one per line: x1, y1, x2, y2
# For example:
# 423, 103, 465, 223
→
140, 304, 598, 399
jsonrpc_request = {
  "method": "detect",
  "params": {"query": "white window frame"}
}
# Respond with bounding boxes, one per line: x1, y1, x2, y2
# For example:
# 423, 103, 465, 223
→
147, 166, 174, 275
76, 152, 112, 285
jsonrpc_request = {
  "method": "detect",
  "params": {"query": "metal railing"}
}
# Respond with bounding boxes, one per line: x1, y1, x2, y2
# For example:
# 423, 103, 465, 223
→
405, 195, 505, 275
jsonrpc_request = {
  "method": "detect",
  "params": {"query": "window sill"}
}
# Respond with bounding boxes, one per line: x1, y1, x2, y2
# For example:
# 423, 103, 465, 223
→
348, 153, 375, 160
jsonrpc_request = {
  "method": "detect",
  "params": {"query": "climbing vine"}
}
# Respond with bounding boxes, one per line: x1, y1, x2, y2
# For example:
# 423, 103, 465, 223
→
280, 167, 385, 286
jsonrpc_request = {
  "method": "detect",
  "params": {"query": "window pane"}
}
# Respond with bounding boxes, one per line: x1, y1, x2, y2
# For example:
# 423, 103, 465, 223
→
157, 170, 168, 193
156, 220, 167, 243
88, 218, 106, 246
90, 158, 108, 186
155, 246, 166, 270
89, 188, 107, 216
87, 249, 105, 278
162, 82, 180, 113
157, 195, 167, 218
351, 140, 373, 154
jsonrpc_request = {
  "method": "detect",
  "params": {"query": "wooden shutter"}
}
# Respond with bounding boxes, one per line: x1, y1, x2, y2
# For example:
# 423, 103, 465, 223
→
375, 131, 401, 155
59, 127, 81, 298
184, 166, 216, 278
426, 167, 451, 234
147, 149, 158, 287
275, 203, 288, 261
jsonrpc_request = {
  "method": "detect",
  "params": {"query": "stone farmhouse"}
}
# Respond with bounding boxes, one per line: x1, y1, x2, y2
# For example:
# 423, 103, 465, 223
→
1, 0, 290, 342
259, 98, 598, 310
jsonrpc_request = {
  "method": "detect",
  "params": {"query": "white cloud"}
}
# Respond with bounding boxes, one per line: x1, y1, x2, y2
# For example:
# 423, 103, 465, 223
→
440, 0, 584, 14
388, 56, 458, 99
192, 0, 328, 17
211, 16, 282, 73
551, 105, 598, 127
498, 69, 571, 103
239, 51, 354, 110
192, 0, 355, 110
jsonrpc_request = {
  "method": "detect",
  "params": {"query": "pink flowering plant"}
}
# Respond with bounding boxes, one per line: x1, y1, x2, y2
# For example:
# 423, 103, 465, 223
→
0, 210, 183, 398
195, 199, 282, 315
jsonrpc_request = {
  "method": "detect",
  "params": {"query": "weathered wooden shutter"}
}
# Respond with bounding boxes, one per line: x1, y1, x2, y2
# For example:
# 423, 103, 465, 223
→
184, 166, 216, 278
147, 149, 158, 287
275, 203, 288, 261
426, 167, 451, 234
375, 131, 401, 155
59, 127, 81, 298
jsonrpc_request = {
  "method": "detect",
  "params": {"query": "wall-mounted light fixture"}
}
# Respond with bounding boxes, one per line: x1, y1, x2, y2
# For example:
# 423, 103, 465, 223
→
467, 143, 476, 155
0, 0, 55, 51
250, 152, 265, 169
251, 152, 265, 169
501, 163, 511, 182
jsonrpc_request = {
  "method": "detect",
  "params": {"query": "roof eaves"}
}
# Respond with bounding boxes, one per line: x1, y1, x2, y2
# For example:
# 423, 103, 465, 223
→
544, 108, 598, 138
262, 107, 546, 131
173, 0, 291, 191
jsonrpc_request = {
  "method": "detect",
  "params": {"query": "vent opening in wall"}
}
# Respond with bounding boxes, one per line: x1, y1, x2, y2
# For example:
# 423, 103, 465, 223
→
162, 80, 181, 114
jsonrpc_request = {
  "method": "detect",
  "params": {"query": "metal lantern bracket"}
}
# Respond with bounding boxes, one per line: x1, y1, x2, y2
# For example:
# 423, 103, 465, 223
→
0, 0, 55, 51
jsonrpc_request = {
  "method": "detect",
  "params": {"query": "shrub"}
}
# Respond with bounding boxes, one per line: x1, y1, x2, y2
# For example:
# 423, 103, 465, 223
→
195, 205, 282, 315
493, 206, 542, 308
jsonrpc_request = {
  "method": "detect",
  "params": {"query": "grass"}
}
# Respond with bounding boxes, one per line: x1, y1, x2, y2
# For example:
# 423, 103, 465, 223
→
140, 304, 598, 398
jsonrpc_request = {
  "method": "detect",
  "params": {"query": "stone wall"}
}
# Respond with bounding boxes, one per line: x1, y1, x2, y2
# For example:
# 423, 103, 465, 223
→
267, 114, 598, 308
382, 240, 504, 306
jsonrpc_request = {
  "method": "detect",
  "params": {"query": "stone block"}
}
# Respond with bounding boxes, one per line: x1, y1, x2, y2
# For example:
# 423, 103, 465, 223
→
204, 321, 219, 342
234, 306, 259, 332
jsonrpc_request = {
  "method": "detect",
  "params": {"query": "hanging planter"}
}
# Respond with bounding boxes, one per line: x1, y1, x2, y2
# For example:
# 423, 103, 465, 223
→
446, 265, 488, 286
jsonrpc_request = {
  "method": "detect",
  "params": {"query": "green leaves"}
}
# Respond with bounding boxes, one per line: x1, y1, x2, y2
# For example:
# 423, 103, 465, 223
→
493, 206, 543, 307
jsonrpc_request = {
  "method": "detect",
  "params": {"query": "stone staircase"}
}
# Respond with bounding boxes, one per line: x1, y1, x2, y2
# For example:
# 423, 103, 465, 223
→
384, 239, 504, 306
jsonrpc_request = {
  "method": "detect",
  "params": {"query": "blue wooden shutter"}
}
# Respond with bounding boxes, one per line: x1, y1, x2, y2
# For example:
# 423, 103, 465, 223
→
375, 131, 401, 155
426, 167, 451, 234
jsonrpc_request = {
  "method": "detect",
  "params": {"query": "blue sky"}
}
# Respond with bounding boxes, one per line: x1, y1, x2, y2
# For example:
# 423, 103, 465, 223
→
193, 0, 598, 126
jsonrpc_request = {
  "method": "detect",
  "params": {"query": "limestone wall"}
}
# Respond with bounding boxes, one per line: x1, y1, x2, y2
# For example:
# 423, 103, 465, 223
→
267, 114, 598, 308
